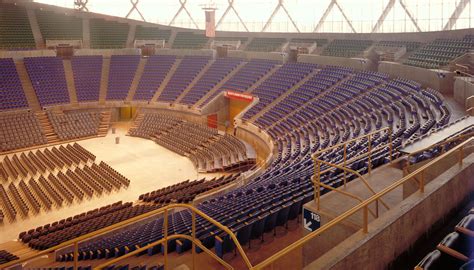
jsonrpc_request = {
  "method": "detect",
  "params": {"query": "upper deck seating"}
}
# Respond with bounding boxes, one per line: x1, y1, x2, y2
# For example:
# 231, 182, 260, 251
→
106, 55, 140, 100
322, 39, 373, 58
0, 58, 29, 110
133, 55, 176, 101
0, 4, 35, 49
36, 9, 82, 40
71, 56, 103, 102
90, 18, 129, 49
24, 56, 70, 107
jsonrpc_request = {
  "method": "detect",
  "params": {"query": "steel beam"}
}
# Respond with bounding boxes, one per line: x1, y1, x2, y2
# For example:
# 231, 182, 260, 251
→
314, 0, 336, 32
262, 0, 300, 32
443, 0, 469, 30
169, 0, 199, 29
399, 0, 422, 32
126, 0, 146, 22
216, 0, 249, 32
73, 0, 89, 12
334, 0, 356, 33
371, 0, 396, 33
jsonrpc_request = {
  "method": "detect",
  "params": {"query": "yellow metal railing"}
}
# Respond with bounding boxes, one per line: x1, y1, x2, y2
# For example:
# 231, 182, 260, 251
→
467, 95, 474, 116
252, 136, 473, 270
312, 127, 393, 214
405, 130, 474, 170
0, 204, 253, 270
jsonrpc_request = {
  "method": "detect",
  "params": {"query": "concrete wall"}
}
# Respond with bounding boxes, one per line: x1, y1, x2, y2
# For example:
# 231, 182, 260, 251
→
454, 77, 474, 109
228, 50, 285, 62
235, 122, 273, 164
379, 61, 455, 94
74, 48, 141, 56
0, 50, 55, 59
298, 54, 375, 71
306, 153, 474, 270
155, 48, 215, 58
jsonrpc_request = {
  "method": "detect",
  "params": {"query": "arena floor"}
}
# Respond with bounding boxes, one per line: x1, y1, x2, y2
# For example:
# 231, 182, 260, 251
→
0, 121, 224, 244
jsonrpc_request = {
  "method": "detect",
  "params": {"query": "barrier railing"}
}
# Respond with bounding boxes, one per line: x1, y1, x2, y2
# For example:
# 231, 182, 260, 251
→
405, 130, 474, 171
0, 204, 252, 270
312, 127, 393, 214
252, 137, 473, 270
467, 95, 474, 116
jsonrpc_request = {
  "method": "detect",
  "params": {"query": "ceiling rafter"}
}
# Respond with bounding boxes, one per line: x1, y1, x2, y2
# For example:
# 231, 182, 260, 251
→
216, 0, 249, 32
126, 0, 146, 22
443, 0, 470, 31
398, 0, 422, 32
371, 0, 395, 33
169, 0, 199, 29
262, 0, 300, 32
313, 0, 356, 33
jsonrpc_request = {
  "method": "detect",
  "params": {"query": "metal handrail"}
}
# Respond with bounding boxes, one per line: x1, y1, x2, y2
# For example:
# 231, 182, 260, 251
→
406, 130, 474, 168
252, 137, 473, 270
0, 204, 253, 270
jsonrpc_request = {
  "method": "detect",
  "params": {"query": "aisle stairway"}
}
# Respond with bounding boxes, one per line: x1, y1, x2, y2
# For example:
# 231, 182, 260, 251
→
35, 111, 59, 144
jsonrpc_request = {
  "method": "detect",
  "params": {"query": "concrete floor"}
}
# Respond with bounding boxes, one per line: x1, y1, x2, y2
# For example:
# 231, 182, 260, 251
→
0, 122, 222, 244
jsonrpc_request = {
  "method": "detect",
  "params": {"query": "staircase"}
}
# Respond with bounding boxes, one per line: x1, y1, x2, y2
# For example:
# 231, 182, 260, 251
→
193, 61, 247, 108
99, 57, 111, 104
126, 58, 147, 101
98, 111, 112, 136
167, 30, 178, 48
26, 8, 44, 49
35, 112, 60, 144
175, 60, 215, 104
126, 24, 137, 48
127, 113, 144, 135
245, 65, 280, 94
15, 61, 41, 111
63, 60, 78, 105
150, 59, 182, 102
249, 69, 321, 121
82, 18, 90, 48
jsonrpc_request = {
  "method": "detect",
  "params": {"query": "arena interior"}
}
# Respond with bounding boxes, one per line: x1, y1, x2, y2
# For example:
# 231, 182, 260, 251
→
0, 0, 473, 269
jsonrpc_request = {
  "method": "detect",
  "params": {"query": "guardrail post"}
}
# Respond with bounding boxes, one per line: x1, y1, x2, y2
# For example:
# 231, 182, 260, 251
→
316, 159, 321, 210
164, 209, 168, 270
363, 206, 368, 233
192, 210, 196, 270
74, 242, 78, 270
343, 144, 347, 188
420, 171, 424, 193
375, 200, 379, 218
368, 134, 372, 175
389, 128, 393, 163
459, 146, 464, 166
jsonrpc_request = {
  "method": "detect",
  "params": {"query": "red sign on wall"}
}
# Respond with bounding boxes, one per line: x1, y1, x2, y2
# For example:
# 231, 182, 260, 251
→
224, 91, 254, 102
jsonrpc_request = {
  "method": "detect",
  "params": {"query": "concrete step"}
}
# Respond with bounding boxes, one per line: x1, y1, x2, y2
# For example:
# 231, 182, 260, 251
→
15, 61, 41, 111
63, 60, 78, 105
150, 59, 182, 103
174, 60, 215, 104
99, 57, 111, 104
193, 61, 247, 109
249, 68, 321, 121
126, 58, 147, 101
245, 65, 280, 94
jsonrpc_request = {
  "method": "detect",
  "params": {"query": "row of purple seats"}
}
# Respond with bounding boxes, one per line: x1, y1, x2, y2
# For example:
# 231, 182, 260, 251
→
179, 58, 243, 105
106, 55, 141, 100
156, 56, 210, 103
71, 56, 103, 102
0, 58, 29, 110
133, 55, 176, 101
198, 59, 278, 107
24, 56, 70, 107
242, 62, 318, 119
